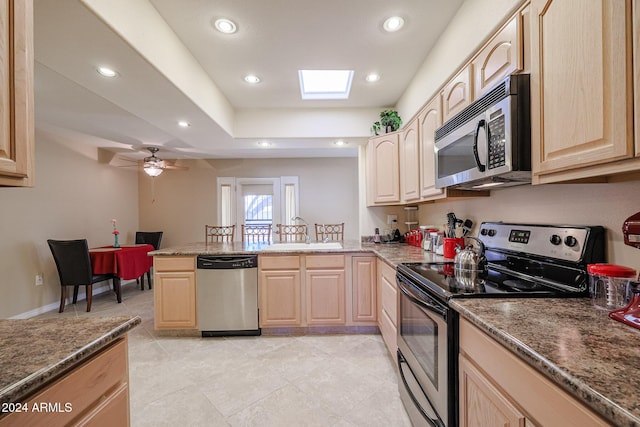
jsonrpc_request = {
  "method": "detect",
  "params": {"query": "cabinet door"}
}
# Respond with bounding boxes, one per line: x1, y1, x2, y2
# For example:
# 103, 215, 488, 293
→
400, 118, 420, 203
154, 272, 197, 329
367, 133, 400, 204
306, 269, 346, 325
352, 256, 376, 323
259, 270, 301, 327
0, 0, 34, 187
459, 355, 526, 427
377, 259, 397, 355
418, 96, 445, 200
472, 13, 524, 99
441, 65, 472, 123
531, 0, 632, 179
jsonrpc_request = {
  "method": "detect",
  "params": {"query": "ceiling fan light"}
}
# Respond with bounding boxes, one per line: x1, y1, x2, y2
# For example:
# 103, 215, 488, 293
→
143, 163, 164, 177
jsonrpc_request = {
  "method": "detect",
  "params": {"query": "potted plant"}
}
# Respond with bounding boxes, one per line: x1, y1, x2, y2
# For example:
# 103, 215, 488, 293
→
371, 109, 402, 135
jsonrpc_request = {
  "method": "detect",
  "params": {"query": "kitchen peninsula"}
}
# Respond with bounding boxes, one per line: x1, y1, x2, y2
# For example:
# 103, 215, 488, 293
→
151, 241, 640, 426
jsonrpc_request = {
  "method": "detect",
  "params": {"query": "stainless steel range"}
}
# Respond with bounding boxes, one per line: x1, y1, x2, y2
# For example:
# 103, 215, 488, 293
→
396, 222, 605, 427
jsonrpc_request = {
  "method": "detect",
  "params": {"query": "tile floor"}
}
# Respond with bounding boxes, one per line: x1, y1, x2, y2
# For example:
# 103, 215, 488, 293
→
35, 283, 412, 426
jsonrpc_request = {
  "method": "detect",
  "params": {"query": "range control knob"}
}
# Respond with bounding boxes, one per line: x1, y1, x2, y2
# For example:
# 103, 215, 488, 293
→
480, 228, 488, 236
488, 229, 497, 237
550, 235, 562, 246
564, 236, 578, 247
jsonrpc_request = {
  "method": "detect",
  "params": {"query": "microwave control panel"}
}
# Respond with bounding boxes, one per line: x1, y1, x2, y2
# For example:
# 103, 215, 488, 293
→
488, 114, 506, 169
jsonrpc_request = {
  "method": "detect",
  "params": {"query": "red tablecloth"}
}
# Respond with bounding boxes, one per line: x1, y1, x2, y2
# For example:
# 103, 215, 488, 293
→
89, 244, 154, 280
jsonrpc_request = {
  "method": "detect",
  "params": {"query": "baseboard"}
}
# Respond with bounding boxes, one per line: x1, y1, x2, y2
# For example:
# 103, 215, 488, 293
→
10, 279, 137, 319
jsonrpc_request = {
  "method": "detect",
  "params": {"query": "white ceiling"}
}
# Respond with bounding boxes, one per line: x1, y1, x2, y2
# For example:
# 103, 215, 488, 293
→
33, 0, 464, 161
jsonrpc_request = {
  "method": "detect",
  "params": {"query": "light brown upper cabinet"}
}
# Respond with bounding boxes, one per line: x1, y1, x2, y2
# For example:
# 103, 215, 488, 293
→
0, 0, 34, 187
531, 0, 634, 183
399, 117, 420, 203
472, 5, 529, 99
367, 132, 400, 205
418, 96, 445, 200
441, 65, 472, 123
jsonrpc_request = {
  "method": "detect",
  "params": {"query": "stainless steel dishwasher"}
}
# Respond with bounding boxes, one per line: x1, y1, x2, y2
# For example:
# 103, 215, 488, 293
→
196, 255, 260, 337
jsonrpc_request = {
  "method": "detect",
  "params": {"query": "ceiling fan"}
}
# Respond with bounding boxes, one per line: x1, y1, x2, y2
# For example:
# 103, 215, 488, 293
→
142, 147, 189, 177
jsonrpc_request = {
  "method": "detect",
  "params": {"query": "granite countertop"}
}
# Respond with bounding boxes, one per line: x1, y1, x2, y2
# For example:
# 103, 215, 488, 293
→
149, 240, 445, 266
0, 316, 141, 406
451, 298, 640, 427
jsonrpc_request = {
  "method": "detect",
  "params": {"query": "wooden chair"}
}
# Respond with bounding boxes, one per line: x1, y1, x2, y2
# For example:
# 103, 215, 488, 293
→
315, 223, 344, 241
135, 231, 163, 290
276, 224, 308, 242
242, 224, 272, 243
47, 239, 117, 313
205, 225, 235, 243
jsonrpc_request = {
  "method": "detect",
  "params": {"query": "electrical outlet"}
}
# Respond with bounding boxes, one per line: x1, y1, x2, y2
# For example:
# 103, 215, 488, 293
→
387, 214, 397, 224
35, 274, 43, 287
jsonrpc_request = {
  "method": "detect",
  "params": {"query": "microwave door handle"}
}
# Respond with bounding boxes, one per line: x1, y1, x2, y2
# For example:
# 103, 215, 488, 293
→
473, 119, 487, 172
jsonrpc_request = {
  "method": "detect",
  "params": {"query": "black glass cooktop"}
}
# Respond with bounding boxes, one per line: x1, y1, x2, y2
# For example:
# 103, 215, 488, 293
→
397, 262, 589, 302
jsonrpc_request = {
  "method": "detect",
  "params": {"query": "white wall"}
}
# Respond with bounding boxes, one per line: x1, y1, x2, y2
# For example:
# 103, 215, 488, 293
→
0, 129, 139, 318
138, 157, 360, 243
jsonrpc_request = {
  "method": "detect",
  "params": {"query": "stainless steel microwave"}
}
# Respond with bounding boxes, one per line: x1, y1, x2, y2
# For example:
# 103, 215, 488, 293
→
434, 74, 531, 190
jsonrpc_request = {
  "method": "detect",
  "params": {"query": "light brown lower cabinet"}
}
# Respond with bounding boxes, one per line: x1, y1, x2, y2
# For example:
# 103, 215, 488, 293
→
305, 255, 345, 325
459, 318, 609, 426
259, 255, 302, 327
154, 256, 197, 329
0, 338, 130, 427
351, 256, 377, 323
377, 258, 398, 357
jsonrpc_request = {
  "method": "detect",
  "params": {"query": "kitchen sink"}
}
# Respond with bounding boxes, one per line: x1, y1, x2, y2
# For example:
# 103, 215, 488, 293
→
262, 242, 343, 251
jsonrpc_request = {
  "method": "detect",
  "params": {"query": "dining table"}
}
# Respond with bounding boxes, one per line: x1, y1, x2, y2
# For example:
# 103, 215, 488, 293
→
89, 244, 154, 302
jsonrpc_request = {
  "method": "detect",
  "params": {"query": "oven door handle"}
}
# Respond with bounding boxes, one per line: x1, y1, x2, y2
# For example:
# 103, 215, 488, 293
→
473, 119, 487, 172
398, 351, 446, 427
397, 278, 447, 319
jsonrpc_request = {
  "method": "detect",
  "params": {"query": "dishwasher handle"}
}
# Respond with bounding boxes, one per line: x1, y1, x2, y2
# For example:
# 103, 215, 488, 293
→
197, 255, 258, 269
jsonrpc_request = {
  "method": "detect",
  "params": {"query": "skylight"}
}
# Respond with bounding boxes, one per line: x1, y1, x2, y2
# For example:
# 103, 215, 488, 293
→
298, 70, 354, 100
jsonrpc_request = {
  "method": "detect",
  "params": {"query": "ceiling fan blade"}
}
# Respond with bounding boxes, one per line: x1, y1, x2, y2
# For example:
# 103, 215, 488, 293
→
163, 164, 189, 171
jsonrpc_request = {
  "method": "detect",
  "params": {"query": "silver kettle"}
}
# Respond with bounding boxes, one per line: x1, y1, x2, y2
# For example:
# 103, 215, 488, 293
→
454, 236, 487, 272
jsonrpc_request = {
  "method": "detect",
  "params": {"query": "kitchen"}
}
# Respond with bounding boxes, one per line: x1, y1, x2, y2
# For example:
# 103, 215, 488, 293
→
2, 0, 640, 426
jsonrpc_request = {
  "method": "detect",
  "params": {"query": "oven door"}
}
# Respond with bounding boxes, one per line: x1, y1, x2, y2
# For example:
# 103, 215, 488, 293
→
397, 273, 452, 427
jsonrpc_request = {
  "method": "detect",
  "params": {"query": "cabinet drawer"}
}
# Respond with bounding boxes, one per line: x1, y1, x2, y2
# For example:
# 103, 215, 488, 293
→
260, 255, 300, 270
305, 255, 345, 269
1, 338, 128, 427
154, 256, 195, 272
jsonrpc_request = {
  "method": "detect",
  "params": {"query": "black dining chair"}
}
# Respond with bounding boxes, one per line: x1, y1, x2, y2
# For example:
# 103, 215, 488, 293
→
135, 231, 163, 290
47, 239, 117, 313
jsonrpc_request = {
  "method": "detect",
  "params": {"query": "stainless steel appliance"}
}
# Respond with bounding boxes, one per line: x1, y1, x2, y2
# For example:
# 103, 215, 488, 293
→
196, 255, 260, 337
435, 74, 531, 190
396, 222, 605, 427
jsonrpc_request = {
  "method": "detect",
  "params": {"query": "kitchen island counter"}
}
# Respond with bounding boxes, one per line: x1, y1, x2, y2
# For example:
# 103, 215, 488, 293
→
0, 316, 141, 406
149, 240, 444, 266
452, 298, 640, 427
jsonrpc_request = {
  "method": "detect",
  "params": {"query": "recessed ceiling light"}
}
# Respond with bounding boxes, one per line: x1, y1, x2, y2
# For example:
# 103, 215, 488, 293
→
213, 18, 237, 34
97, 66, 118, 78
383, 16, 405, 32
257, 141, 272, 147
298, 70, 354, 100
365, 73, 380, 83
334, 140, 348, 146
178, 121, 190, 128
244, 74, 261, 84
